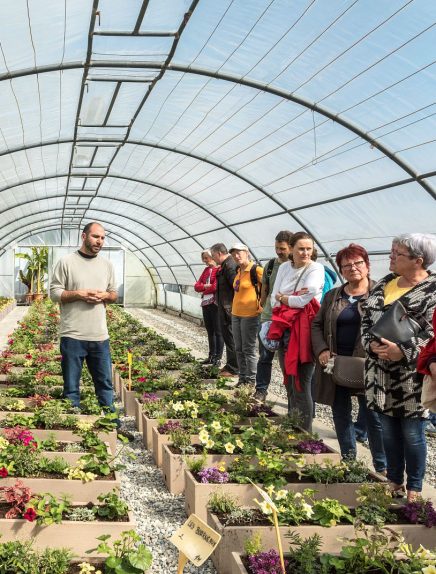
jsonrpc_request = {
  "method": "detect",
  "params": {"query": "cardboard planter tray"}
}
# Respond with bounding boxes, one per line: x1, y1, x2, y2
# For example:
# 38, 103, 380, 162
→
0, 510, 135, 557
207, 512, 436, 574
184, 469, 386, 522
1, 427, 117, 454
0, 471, 122, 503
162, 445, 340, 496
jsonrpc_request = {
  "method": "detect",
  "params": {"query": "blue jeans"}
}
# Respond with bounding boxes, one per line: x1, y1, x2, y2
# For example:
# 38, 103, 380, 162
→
354, 395, 368, 441
286, 362, 315, 433
60, 337, 114, 410
255, 326, 284, 393
332, 388, 386, 472
378, 413, 426, 491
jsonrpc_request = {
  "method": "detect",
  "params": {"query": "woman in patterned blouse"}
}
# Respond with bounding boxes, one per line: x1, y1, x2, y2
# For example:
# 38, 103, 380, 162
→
361, 233, 436, 502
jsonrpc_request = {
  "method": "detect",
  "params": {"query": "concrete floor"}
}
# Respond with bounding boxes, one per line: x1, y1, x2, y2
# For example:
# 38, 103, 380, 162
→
0, 305, 28, 350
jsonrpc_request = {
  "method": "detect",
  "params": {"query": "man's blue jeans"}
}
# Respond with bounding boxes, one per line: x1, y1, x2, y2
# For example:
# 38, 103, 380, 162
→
378, 412, 427, 491
332, 387, 386, 473
255, 326, 285, 393
60, 337, 114, 410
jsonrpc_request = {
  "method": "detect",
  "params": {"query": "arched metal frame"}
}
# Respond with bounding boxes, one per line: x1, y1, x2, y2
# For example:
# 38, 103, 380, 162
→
0, 16, 433, 293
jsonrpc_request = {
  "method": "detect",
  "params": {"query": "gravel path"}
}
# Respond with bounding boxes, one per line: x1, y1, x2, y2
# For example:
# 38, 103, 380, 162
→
126, 307, 436, 492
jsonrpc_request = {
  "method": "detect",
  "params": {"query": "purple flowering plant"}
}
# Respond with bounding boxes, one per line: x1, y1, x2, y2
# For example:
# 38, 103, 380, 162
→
141, 392, 159, 403
296, 439, 330, 454
247, 549, 288, 574
401, 497, 436, 528
157, 420, 182, 435
196, 467, 229, 484
247, 403, 276, 417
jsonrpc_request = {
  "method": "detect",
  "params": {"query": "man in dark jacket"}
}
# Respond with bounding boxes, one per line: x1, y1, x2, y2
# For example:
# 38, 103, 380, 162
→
210, 243, 238, 377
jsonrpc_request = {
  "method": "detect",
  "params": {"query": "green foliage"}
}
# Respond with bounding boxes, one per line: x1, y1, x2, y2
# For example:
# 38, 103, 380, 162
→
0, 539, 72, 574
169, 428, 195, 454
86, 531, 152, 574
38, 456, 70, 475
66, 506, 97, 522
285, 531, 324, 574
244, 533, 263, 557
311, 498, 354, 527
30, 493, 71, 525
207, 491, 239, 514
301, 458, 370, 484
95, 490, 129, 520
185, 452, 206, 473
355, 483, 396, 525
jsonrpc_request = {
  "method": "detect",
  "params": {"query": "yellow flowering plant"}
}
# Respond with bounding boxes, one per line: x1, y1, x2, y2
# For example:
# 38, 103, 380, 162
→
197, 420, 245, 455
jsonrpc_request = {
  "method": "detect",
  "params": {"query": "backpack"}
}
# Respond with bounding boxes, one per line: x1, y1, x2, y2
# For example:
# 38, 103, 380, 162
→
236, 263, 263, 303
264, 258, 276, 295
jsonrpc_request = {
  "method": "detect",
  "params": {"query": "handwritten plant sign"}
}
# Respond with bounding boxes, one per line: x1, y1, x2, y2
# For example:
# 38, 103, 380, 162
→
169, 514, 221, 572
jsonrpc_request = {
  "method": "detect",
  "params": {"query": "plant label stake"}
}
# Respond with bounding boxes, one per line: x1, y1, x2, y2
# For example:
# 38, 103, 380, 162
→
169, 514, 221, 573
250, 480, 286, 574
127, 351, 132, 391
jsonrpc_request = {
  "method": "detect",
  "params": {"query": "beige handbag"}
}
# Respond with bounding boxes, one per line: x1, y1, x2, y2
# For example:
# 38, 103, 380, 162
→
422, 374, 436, 412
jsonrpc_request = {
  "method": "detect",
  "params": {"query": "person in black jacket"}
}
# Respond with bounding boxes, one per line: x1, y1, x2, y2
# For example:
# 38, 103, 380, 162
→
210, 243, 239, 377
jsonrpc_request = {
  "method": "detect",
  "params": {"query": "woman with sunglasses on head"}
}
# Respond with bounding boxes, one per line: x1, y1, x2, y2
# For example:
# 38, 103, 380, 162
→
230, 243, 263, 387
270, 232, 324, 431
362, 233, 436, 502
312, 244, 386, 473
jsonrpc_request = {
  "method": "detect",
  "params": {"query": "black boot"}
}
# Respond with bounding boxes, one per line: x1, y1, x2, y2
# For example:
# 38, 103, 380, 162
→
200, 356, 213, 365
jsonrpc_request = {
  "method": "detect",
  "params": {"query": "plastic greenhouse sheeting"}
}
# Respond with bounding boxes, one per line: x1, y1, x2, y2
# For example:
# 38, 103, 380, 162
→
0, 0, 434, 286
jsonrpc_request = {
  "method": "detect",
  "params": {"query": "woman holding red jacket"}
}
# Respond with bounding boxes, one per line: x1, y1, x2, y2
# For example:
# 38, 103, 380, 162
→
194, 250, 223, 366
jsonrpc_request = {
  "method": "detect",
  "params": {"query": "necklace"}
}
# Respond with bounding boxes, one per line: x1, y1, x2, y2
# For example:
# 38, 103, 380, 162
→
347, 295, 362, 304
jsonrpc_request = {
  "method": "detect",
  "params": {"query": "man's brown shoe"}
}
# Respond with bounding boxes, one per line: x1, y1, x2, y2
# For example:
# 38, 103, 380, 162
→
219, 369, 238, 377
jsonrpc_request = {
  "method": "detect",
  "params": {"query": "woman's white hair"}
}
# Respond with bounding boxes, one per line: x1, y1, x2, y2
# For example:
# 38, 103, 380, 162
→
393, 233, 436, 269
201, 249, 212, 258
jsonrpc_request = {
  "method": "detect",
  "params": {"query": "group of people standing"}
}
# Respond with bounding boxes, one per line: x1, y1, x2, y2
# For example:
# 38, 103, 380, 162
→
195, 231, 436, 503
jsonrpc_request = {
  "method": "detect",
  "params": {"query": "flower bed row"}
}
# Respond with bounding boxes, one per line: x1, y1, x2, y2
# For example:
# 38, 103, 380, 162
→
0, 301, 150, 568
106, 305, 436, 574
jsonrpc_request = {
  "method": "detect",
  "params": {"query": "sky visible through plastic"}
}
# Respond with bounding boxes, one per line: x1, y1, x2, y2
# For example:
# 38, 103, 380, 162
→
0, 0, 434, 285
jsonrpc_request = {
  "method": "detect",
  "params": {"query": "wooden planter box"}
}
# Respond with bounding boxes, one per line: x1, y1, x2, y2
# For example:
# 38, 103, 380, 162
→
0, 471, 121, 502
28, 429, 117, 455
162, 445, 341, 496
230, 552, 249, 574
151, 427, 200, 468
0, 510, 135, 556
135, 391, 169, 432
184, 470, 384, 522
208, 512, 436, 574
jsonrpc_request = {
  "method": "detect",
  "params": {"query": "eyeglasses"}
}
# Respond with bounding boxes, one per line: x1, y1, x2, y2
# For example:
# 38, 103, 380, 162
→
341, 260, 365, 271
390, 250, 413, 259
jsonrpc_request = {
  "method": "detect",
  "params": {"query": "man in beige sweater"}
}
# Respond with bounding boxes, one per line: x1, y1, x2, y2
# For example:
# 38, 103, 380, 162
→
50, 222, 118, 412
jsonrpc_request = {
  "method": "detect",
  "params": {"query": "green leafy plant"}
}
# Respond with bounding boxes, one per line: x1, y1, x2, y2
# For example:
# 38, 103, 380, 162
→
29, 493, 71, 525
95, 490, 129, 521
207, 491, 240, 514
244, 532, 263, 557
66, 506, 97, 522
86, 530, 152, 574
355, 483, 395, 525
311, 497, 354, 527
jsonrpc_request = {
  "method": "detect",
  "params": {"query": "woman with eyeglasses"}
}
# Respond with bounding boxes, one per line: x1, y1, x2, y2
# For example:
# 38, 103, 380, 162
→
312, 244, 386, 473
229, 243, 263, 387
362, 233, 436, 502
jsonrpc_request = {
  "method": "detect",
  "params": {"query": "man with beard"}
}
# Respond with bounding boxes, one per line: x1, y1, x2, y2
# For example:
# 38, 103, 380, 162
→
50, 222, 118, 413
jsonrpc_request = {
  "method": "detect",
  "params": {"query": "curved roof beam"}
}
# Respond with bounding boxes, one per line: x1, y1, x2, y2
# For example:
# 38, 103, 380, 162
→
0, 173, 252, 258
0, 206, 189, 285
0, 192, 199, 248
0, 61, 433, 204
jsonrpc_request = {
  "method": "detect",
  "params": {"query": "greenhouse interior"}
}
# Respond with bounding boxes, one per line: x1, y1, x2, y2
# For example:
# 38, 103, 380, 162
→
0, 1, 435, 573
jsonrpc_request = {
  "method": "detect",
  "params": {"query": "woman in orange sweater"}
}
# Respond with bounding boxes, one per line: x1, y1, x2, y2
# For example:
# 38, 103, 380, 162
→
230, 243, 263, 387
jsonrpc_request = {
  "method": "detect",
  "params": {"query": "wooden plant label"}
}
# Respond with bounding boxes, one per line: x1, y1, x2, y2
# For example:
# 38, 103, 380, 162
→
170, 514, 221, 570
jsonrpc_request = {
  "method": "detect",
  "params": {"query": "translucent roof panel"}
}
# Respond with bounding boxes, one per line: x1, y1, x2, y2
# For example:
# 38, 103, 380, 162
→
0, 0, 433, 285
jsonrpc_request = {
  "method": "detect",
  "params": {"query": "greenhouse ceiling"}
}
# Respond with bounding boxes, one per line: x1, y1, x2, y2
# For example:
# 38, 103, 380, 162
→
0, 0, 435, 285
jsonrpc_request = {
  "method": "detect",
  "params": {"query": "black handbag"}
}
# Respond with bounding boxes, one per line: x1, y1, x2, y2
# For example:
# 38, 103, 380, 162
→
332, 356, 365, 391
368, 299, 421, 344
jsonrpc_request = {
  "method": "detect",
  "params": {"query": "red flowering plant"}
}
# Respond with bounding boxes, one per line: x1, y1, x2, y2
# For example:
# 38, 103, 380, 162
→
0, 361, 13, 375
0, 480, 32, 519
28, 394, 52, 409
2, 426, 38, 449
